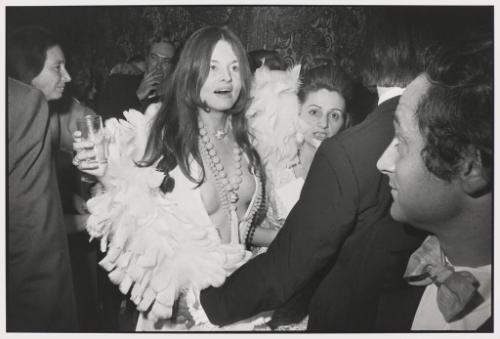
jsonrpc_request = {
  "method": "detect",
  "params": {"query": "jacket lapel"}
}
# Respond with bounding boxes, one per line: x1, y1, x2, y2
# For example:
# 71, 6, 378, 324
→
376, 281, 425, 331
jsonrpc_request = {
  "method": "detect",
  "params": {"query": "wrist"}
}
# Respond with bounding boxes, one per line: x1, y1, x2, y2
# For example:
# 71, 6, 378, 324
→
100, 176, 114, 190
136, 89, 145, 101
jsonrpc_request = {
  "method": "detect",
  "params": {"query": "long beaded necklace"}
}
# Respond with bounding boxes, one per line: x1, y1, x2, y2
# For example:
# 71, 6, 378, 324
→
198, 117, 264, 247
198, 117, 243, 214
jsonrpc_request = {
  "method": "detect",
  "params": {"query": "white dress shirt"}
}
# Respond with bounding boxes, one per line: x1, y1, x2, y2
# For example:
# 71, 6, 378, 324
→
377, 86, 405, 105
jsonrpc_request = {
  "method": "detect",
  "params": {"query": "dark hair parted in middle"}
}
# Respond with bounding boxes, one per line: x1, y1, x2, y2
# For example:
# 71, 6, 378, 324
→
298, 64, 353, 103
416, 34, 493, 182
298, 64, 353, 128
141, 26, 262, 190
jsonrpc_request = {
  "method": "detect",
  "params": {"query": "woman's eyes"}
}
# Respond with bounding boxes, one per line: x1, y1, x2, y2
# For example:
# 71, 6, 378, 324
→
209, 64, 239, 72
308, 109, 320, 116
330, 112, 340, 120
53, 63, 66, 72
308, 109, 344, 120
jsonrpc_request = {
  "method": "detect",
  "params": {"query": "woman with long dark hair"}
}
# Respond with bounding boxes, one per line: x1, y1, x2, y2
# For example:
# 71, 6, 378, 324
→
140, 25, 270, 246
73, 26, 275, 330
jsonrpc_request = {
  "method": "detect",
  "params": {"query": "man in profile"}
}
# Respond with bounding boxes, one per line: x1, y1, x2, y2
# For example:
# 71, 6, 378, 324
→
376, 35, 492, 331
98, 35, 175, 120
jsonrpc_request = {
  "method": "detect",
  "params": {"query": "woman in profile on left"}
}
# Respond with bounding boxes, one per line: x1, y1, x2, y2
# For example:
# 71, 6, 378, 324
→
7, 25, 78, 331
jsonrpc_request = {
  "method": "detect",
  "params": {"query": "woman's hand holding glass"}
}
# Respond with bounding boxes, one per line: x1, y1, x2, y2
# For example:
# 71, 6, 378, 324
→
72, 115, 109, 180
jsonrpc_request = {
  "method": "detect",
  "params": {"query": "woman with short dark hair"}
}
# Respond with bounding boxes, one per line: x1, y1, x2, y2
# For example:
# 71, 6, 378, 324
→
7, 25, 78, 332
8, 26, 71, 100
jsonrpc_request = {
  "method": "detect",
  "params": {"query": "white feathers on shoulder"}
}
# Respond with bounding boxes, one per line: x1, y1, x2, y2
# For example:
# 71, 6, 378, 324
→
246, 64, 305, 171
246, 65, 307, 221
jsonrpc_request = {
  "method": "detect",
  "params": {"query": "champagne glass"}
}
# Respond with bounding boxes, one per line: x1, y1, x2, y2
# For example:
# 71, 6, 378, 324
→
76, 115, 108, 166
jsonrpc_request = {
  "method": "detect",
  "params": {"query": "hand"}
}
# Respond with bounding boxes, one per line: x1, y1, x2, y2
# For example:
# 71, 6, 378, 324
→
136, 70, 163, 101
72, 193, 89, 214
72, 130, 108, 178
64, 213, 90, 234
172, 292, 195, 329
89, 182, 105, 197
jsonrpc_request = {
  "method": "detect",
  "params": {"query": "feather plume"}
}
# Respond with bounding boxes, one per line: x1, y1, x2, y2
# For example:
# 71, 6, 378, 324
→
246, 65, 307, 221
86, 108, 250, 324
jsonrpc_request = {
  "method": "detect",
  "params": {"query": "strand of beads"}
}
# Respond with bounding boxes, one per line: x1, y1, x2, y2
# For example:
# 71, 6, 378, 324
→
198, 118, 267, 247
205, 115, 231, 140
198, 118, 243, 209
238, 177, 264, 246
199, 137, 232, 230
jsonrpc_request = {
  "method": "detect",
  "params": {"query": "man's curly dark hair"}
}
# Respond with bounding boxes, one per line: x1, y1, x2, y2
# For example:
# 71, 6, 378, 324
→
416, 35, 493, 182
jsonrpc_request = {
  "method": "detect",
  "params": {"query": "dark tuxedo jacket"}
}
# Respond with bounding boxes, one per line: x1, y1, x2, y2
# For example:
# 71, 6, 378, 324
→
8, 78, 78, 331
200, 95, 427, 332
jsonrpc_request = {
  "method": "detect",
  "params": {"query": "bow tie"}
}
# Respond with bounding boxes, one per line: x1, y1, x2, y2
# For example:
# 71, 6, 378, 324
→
404, 236, 482, 322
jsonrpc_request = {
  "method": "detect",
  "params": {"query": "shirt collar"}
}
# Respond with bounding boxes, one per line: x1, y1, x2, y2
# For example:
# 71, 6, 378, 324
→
377, 86, 405, 105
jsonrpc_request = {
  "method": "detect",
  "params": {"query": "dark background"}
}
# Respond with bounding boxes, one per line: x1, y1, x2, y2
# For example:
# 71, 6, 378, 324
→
6, 5, 493, 124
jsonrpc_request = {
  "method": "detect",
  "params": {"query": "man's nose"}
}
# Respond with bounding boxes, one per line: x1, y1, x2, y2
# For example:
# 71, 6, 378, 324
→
377, 138, 397, 174
159, 63, 171, 75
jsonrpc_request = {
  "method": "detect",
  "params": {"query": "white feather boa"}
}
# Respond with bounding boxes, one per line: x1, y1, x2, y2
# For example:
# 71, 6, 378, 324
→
86, 106, 251, 324
246, 65, 307, 221
86, 65, 307, 328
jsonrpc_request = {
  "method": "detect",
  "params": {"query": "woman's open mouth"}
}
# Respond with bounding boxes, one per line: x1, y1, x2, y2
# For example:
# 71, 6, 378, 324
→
313, 132, 327, 140
214, 87, 233, 95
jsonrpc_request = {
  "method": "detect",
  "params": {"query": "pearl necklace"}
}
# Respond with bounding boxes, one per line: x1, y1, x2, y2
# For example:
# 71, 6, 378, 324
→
214, 128, 228, 140
202, 117, 230, 140
198, 119, 243, 208
198, 118, 265, 247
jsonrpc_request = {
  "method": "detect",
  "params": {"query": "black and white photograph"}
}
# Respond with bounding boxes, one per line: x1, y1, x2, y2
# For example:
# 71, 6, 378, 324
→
3, 1, 495, 336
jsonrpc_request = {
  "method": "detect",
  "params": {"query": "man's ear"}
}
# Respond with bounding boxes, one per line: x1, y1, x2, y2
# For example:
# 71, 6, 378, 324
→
460, 149, 490, 197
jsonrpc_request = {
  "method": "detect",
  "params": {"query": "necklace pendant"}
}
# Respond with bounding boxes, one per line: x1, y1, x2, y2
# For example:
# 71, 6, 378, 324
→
215, 130, 226, 140
229, 192, 239, 203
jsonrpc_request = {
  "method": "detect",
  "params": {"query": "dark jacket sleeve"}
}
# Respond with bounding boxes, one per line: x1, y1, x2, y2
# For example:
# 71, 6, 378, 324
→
200, 138, 360, 326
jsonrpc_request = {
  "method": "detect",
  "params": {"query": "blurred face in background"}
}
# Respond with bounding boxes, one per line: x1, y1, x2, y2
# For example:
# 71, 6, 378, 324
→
299, 88, 346, 147
31, 45, 71, 101
146, 41, 176, 79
